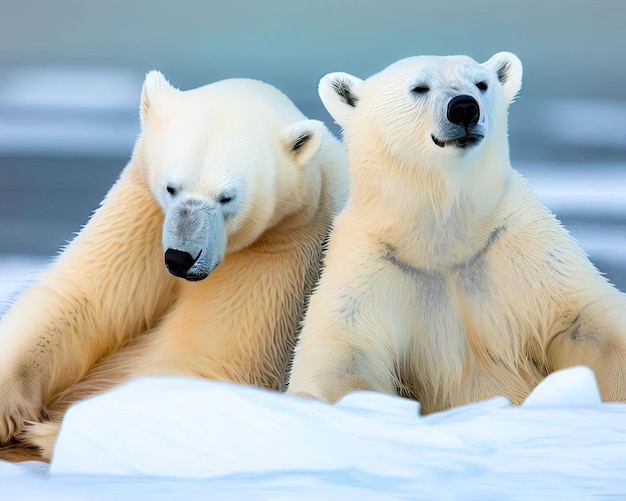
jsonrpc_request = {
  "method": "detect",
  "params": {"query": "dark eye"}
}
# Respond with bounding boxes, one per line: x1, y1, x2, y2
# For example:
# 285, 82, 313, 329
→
476, 81, 488, 91
412, 85, 430, 94
166, 186, 176, 195
219, 195, 233, 205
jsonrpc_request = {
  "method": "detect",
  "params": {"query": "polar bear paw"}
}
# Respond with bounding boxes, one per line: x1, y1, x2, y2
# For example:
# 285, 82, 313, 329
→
0, 373, 43, 443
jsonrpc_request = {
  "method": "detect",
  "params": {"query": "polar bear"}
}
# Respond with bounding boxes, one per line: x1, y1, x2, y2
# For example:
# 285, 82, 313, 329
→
287, 52, 626, 413
0, 72, 348, 461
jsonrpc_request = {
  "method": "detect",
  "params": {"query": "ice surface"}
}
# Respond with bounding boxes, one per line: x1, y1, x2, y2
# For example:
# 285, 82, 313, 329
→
523, 366, 602, 408
1, 367, 623, 499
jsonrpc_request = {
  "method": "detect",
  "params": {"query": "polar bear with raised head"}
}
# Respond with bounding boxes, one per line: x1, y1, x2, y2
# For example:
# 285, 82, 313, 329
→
288, 52, 626, 412
0, 72, 348, 461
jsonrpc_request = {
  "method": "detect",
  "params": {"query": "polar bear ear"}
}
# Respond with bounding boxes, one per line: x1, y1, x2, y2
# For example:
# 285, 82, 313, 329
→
140, 70, 178, 122
482, 52, 523, 104
282, 119, 325, 168
318, 72, 364, 128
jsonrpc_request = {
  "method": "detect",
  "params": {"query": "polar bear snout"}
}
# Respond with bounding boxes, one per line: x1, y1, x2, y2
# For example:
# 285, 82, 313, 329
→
162, 201, 226, 281
431, 95, 485, 150
447, 95, 479, 127
164, 248, 201, 279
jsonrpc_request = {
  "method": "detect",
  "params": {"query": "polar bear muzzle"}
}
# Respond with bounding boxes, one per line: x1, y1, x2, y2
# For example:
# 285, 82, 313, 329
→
164, 248, 202, 279
162, 200, 226, 281
447, 95, 479, 128
431, 95, 485, 150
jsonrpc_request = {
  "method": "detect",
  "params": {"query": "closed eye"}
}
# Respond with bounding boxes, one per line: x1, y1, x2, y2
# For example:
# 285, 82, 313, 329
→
411, 85, 430, 94
219, 195, 233, 204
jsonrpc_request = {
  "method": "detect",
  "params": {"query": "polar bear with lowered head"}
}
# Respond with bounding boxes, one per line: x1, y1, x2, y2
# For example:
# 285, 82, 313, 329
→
288, 52, 626, 412
0, 72, 348, 461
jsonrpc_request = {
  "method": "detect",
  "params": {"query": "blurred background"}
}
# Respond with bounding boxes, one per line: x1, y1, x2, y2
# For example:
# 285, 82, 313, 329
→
0, 0, 624, 296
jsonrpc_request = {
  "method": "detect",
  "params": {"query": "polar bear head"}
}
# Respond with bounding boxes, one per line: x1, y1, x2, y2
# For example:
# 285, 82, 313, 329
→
318, 52, 522, 175
136, 72, 341, 281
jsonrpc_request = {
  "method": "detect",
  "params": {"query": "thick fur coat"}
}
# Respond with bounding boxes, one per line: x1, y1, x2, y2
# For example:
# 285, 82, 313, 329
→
0, 74, 348, 461
288, 52, 626, 413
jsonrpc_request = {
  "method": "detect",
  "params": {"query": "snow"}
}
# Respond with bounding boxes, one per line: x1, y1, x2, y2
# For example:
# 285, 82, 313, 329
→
1, 367, 626, 499
522, 365, 601, 408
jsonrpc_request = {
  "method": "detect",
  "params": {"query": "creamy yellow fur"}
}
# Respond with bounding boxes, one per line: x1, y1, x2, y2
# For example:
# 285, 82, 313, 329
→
288, 52, 626, 413
0, 75, 348, 461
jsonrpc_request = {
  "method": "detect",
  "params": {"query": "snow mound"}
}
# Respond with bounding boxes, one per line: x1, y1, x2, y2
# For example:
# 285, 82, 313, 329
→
23, 366, 621, 497
2, 366, 626, 497
523, 365, 602, 407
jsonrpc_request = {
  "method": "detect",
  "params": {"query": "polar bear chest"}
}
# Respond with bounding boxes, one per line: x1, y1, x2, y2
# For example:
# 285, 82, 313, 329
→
377, 237, 516, 370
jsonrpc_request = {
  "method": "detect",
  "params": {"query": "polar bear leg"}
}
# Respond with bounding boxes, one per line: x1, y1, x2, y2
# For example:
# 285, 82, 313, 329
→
546, 298, 626, 402
288, 330, 398, 403
289, 374, 376, 403
0, 164, 177, 444
20, 330, 159, 461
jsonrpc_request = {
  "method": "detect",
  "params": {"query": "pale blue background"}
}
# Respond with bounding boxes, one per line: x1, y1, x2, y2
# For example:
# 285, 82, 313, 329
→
0, 0, 624, 287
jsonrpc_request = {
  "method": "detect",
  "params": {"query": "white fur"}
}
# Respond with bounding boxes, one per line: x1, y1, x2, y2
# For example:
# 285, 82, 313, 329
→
318, 72, 363, 128
0, 74, 349, 461
288, 52, 626, 413
140, 70, 179, 121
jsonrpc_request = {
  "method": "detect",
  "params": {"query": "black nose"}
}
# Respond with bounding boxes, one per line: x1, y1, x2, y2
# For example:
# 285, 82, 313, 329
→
164, 249, 197, 278
447, 95, 480, 127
